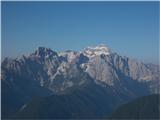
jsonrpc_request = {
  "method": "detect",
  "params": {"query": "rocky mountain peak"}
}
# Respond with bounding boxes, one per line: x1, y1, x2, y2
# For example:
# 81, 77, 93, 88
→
58, 50, 79, 63
1, 44, 159, 94
83, 44, 112, 58
32, 47, 58, 58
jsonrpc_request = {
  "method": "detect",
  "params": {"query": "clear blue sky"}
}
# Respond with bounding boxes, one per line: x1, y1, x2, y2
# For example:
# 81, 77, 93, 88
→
2, 1, 159, 64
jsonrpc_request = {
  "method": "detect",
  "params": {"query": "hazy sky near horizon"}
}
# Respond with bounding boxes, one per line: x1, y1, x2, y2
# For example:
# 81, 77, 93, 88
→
2, 1, 159, 64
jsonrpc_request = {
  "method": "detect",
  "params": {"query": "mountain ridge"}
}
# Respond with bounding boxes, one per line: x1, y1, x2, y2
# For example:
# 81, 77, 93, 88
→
1, 44, 159, 119
2, 44, 159, 93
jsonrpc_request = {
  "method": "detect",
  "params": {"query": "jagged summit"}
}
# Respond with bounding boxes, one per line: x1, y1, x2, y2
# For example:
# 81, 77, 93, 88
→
28, 44, 112, 60
58, 50, 79, 62
32, 47, 58, 58
83, 44, 112, 58
92, 44, 110, 49
1, 43, 159, 119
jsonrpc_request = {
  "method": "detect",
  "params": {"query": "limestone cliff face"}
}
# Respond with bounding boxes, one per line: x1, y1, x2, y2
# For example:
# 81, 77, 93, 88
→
2, 45, 159, 95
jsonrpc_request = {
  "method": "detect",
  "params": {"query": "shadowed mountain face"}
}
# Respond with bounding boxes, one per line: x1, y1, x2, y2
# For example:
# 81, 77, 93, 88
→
109, 94, 160, 119
12, 83, 129, 119
1, 45, 159, 119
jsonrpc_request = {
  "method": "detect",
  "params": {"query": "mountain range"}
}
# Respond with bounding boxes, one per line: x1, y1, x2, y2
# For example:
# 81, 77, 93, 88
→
1, 44, 159, 119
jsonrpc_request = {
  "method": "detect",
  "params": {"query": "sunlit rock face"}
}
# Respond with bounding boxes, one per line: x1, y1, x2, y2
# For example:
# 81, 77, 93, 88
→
83, 44, 111, 58
1, 45, 159, 95
1, 44, 159, 119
